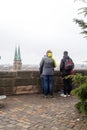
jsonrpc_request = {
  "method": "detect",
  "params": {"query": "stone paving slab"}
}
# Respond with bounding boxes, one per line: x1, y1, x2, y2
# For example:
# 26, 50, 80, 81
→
0, 93, 87, 130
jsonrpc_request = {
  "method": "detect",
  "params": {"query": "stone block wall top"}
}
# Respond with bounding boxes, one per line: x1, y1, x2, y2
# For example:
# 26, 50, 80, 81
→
0, 71, 16, 78
16, 70, 40, 78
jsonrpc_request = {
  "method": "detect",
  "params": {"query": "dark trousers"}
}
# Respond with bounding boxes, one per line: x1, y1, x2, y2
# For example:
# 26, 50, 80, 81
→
63, 78, 72, 95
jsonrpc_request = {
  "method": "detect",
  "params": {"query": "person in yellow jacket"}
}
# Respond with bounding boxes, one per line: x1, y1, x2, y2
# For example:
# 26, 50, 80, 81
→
39, 50, 57, 97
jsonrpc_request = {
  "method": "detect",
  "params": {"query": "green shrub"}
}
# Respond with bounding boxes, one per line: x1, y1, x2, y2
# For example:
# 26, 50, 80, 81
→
71, 73, 87, 115
75, 102, 87, 114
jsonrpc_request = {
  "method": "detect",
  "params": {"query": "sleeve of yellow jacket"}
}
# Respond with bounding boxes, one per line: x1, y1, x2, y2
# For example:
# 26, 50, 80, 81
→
52, 58, 57, 68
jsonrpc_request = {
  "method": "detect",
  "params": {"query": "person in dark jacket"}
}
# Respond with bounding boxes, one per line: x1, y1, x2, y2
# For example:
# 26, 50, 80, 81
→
39, 50, 56, 97
60, 51, 74, 97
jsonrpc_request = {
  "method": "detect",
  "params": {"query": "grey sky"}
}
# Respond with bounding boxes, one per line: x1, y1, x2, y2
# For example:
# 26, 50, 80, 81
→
0, 0, 87, 65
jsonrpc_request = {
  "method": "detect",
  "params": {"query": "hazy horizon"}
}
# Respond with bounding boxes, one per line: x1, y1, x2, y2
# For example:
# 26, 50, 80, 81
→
0, 0, 87, 65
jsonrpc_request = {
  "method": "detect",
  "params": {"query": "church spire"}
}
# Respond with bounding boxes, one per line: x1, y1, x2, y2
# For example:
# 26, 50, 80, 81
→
13, 45, 22, 70
18, 45, 21, 61
14, 46, 18, 60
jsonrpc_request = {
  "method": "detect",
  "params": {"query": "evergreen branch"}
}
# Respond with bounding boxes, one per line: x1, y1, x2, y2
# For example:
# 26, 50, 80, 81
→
81, 30, 87, 34
81, 30, 87, 38
73, 18, 87, 29
78, 7, 87, 16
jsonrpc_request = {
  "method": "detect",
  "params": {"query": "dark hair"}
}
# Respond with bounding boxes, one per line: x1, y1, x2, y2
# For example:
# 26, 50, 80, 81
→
64, 51, 68, 55
46, 50, 52, 54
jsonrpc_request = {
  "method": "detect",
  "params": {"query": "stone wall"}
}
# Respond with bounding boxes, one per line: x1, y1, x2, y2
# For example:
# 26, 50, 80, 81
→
0, 70, 87, 95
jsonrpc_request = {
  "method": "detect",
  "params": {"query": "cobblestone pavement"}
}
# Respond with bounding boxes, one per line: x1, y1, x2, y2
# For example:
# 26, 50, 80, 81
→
0, 93, 87, 130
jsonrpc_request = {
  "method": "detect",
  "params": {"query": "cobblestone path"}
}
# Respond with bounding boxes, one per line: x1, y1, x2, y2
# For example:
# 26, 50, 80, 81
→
0, 93, 87, 130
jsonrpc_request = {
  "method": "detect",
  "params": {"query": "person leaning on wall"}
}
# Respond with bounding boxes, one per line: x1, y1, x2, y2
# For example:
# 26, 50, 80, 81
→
59, 51, 74, 97
39, 50, 56, 98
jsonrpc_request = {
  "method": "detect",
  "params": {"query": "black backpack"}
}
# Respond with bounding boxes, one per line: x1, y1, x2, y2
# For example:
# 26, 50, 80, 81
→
64, 58, 74, 71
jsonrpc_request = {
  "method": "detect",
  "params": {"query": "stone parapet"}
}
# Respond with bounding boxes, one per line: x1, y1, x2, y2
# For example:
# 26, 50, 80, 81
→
0, 70, 87, 95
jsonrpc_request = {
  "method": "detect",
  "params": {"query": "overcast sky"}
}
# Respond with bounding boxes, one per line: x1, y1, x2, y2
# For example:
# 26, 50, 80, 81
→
0, 0, 87, 65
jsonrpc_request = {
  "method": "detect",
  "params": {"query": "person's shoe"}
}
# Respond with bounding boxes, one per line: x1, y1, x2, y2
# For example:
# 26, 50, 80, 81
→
60, 94, 67, 97
60, 93, 64, 97
67, 95, 70, 97
63, 95, 67, 97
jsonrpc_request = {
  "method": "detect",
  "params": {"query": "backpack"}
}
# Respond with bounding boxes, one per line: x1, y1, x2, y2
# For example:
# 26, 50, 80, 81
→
64, 58, 74, 71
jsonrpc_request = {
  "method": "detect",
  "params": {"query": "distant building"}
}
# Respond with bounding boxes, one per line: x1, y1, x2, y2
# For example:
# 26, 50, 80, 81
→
13, 46, 22, 70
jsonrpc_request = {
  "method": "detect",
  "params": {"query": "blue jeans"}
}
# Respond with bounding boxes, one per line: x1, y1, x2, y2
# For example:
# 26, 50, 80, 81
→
43, 75, 53, 96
